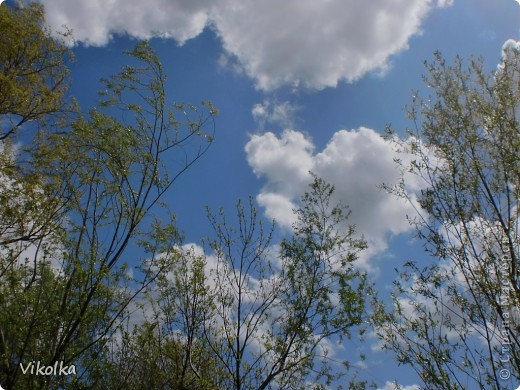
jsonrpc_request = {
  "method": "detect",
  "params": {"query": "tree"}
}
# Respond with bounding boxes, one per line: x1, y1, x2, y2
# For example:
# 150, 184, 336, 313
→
273, 175, 370, 389
0, 2, 74, 141
127, 175, 372, 389
375, 47, 520, 388
0, 37, 216, 389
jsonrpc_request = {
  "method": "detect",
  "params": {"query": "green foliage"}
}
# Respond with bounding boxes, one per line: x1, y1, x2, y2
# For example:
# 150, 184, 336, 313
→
0, 2, 74, 140
377, 49, 520, 388
280, 175, 368, 339
273, 174, 370, 389
0, 15, 216, 388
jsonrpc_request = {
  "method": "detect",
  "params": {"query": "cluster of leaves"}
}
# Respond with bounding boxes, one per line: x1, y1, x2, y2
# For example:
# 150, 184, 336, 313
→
0, 2, 74, 140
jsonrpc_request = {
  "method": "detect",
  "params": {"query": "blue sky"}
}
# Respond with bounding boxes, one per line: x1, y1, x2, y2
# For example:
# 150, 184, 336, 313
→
17, 0, 520, 387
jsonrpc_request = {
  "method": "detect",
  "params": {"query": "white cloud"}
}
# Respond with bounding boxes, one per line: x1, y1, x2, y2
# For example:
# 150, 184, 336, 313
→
40, 0, 214, 46
251, 103, 269, 123
251, 100, 299, 129
498, 39, 520, 89
256, 192, 297, 228
39, 0, 446, 90
211, 0, 433, 90
499, 39, 520, 63
245, 128, 423, 268
377, 381, 421, 390
436, 0, 454, 7
246, 129, 315, 197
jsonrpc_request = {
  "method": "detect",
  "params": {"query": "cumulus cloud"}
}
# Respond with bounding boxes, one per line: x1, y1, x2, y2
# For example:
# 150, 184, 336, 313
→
246, 129, 314, 195
38, 0, 447, 90
39, 0, 214, 46
212, 0, 434, 90
245, 128, 423, 268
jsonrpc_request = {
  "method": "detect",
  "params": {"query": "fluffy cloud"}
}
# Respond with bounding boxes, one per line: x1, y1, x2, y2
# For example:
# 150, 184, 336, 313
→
246, 129, 314, 196
39, 0, 214, 46
212, 0, 434, 90
38, 0, 448, 90
245, 128, 423, 268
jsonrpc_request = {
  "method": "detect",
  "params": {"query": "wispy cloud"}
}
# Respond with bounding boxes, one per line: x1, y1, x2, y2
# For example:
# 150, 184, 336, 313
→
251, 100, 300, 130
